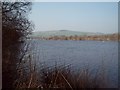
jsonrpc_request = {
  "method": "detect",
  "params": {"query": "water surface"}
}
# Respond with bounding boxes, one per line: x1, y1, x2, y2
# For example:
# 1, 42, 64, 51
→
29, 40, 118, 88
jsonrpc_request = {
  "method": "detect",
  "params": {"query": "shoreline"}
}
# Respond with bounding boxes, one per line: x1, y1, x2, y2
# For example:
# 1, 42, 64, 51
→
30, 34, 119, 41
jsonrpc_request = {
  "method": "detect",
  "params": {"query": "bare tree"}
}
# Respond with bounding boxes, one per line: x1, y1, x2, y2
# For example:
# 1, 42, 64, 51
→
2, 2, 33, 88
2, 2, 33, 48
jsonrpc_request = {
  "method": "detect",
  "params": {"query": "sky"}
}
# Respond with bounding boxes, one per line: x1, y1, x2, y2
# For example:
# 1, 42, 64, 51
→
29, 2, 118, 33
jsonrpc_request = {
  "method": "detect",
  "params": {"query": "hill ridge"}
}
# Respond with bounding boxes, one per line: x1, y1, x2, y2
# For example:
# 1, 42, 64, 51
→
31, 30, 104, 37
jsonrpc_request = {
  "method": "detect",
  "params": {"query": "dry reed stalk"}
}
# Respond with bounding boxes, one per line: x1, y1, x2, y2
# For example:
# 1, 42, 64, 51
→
28, 55, 33, 88
53, 71, 59, 86
28, 73, 33, 88
59, 71, 73, 90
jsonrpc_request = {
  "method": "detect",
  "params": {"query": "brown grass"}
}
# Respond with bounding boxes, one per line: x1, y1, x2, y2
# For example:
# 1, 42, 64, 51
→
13, 55, 109, 89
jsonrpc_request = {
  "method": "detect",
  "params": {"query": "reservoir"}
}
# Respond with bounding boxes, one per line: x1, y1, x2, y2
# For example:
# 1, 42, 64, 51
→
29, 40, 118, 88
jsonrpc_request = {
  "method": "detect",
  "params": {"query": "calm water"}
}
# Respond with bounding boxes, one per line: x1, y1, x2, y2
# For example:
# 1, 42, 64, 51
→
29, 40, 118, 88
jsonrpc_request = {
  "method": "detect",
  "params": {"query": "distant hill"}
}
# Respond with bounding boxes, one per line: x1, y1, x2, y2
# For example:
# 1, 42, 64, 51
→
31, 30, 104, 37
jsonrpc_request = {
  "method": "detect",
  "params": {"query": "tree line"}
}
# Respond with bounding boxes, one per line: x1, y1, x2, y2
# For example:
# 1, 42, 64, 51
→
32, 34, 119, 41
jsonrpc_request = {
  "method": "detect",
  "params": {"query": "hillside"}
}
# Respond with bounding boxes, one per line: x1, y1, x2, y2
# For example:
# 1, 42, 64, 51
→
31, 30, 103, 37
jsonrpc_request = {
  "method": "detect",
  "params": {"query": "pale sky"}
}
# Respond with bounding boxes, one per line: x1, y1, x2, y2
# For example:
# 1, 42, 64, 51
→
29, 2, 118, 33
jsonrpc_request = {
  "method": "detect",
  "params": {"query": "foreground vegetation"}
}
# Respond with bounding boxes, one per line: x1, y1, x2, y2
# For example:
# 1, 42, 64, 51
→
13, 55, 109, 89
2, 2, 33, 88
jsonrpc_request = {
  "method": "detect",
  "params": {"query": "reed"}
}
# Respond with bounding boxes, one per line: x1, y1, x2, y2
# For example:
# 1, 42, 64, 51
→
14, 54, 108, 89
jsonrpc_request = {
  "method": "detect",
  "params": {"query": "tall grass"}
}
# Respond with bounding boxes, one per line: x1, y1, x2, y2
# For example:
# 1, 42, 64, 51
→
13, 54, 109, 89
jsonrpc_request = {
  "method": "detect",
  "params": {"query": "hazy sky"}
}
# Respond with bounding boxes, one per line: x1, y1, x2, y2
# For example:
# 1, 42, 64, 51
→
29, 2, 118, 33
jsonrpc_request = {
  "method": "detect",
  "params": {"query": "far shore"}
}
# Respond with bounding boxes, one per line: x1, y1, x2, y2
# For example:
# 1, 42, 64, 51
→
30, 33, 119, 41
